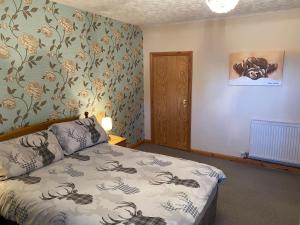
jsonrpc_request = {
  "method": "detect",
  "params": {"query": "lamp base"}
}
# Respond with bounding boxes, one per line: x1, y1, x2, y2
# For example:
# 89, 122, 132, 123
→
107, 132, 111, 141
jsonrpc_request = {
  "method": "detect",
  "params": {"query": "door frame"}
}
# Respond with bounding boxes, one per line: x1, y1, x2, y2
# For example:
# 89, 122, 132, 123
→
150, 51, 193, 151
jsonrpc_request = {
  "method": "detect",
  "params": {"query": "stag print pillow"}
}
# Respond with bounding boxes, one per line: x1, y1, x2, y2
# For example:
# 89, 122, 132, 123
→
0, 131, 64, 180
49, 116, 108, 155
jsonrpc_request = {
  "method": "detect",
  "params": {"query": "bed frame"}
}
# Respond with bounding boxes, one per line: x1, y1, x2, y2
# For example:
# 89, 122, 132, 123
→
0, 116, 79, 142
0, 114, 218, 225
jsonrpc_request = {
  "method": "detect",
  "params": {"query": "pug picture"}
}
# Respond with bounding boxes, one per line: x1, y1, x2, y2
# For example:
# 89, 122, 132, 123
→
229, 51, 284, 86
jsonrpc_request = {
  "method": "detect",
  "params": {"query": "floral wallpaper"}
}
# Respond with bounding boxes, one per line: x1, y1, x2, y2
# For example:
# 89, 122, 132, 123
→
0, 0, 144, 144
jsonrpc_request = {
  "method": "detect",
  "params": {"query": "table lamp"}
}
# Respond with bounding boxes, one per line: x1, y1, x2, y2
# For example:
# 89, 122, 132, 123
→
101, 117, 112, 138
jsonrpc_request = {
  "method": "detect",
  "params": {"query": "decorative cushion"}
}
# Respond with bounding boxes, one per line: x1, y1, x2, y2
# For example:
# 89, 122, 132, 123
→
49, 116, 108, 155
0, 130, 64, 180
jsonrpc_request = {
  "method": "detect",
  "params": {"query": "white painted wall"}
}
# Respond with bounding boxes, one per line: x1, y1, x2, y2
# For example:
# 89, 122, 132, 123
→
142, 9, 300, 157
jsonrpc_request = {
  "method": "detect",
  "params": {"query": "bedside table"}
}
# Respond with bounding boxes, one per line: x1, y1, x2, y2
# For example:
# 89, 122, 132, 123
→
108, 135, 127, 147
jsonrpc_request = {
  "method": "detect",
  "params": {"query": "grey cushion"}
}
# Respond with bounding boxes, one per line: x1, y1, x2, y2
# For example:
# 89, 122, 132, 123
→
0, 130, 64, 180
49, 116, 108, 155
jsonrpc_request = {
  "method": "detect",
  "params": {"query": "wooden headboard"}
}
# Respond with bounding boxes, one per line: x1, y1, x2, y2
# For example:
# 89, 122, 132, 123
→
0, 116, 79, 142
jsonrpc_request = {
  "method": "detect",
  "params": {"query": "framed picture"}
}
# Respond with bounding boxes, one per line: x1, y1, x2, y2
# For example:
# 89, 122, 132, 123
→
229, 51, 285, 86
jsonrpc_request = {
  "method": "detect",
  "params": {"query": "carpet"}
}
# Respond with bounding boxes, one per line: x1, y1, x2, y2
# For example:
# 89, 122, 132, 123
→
137, 143, 300, 225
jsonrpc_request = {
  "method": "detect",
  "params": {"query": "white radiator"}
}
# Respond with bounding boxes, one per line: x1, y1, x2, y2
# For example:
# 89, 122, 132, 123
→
249, 120, 300, 167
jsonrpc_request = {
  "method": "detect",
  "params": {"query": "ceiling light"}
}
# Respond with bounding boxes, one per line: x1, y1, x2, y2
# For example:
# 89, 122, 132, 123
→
206, 0, 240, 14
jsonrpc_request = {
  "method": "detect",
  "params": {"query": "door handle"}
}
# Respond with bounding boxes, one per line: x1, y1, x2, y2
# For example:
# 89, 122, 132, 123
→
183, 99, 188, 107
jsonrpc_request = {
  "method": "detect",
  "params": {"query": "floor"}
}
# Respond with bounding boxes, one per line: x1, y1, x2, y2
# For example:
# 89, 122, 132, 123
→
137, 144, 300, 225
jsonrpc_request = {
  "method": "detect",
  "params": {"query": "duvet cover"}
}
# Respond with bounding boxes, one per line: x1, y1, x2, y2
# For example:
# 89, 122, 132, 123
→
0, 144, 225, 225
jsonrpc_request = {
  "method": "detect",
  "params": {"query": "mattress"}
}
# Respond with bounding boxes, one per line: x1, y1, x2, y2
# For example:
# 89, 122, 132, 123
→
0, 143, 225, 225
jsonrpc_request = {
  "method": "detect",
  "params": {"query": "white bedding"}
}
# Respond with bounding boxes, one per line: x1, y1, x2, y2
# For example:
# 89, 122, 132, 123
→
0, 143, 225, 225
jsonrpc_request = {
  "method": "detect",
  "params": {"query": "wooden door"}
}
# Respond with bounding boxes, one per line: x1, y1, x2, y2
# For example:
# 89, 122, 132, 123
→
151, 52, 192, 150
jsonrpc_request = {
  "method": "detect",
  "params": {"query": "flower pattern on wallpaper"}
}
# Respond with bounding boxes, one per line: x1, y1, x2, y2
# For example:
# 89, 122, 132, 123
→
0, 0, 144, 144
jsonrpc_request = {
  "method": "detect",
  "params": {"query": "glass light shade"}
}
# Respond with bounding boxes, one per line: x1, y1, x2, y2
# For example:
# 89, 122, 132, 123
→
101, 117, 112, 131
206, 0, 239, 14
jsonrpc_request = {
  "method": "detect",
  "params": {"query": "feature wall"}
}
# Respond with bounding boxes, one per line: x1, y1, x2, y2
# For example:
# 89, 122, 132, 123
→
0, 0, 144, 144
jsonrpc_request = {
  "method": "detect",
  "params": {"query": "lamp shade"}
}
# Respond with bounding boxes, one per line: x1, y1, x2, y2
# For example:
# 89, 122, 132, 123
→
101, 117, 112, 131
206, 0, 239, 14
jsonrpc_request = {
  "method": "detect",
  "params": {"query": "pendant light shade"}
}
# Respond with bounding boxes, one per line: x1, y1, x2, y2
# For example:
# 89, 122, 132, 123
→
206, 0, 240, 14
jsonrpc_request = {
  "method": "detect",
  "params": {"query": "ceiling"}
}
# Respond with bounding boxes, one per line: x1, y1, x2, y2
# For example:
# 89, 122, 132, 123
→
53, 0, 300, 25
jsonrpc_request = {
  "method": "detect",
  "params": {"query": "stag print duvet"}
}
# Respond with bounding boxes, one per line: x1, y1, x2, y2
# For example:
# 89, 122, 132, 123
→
0, 144, 225, 225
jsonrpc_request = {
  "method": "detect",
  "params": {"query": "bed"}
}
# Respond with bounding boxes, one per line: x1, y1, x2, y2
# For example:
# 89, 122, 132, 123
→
0, 117, 225, 225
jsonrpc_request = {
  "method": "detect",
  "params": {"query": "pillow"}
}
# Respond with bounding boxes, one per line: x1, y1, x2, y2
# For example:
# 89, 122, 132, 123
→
0, 130, 64, 180
49, 116, 108, 155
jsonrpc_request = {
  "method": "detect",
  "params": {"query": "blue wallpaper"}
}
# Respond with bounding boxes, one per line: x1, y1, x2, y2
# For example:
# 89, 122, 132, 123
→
0, 0, 144, 144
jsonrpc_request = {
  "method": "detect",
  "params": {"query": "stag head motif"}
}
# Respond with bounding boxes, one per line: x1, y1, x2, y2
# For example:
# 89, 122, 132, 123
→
162, 192, 199, 219
8, 152, 38, 173
97, 161, 137, 174
67, 152, 90, 161
75, 118, 100, 143
150, 171, 200, 188
100, 202, 166, 225
192, 167, 220, 180
137, 155, 172, 167
67, 129, 87, 149
97, 177, 140, 195
19, 131, 55, 166
7, 191, 28, 225
11, 173, 41, 184
41, 183, 93, 205
48, 164, 84, 177
94, 146, 124, 157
